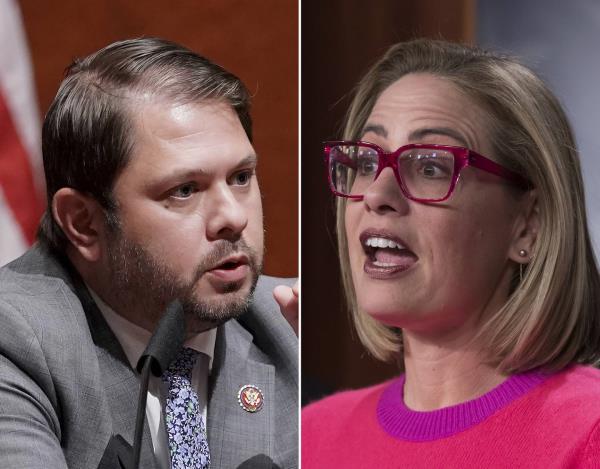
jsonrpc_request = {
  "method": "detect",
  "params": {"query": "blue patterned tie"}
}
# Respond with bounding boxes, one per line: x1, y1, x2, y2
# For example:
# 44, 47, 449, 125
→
162, 347, 210, 469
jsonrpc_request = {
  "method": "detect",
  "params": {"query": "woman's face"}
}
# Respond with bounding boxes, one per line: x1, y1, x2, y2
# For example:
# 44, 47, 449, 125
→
345, 73, 528, 335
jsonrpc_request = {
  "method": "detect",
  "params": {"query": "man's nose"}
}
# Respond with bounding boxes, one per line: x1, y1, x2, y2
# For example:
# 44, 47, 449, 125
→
205, 184, 248, 241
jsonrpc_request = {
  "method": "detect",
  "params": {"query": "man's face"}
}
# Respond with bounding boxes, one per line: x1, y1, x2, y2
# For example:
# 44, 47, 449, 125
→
103, 99, 264, 333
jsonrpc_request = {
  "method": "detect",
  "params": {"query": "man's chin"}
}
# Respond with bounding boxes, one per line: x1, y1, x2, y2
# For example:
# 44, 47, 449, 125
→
182, 281, 255, 330
195, 274, 253, 301
179, 264, 261, 332
214, 279, 248, 295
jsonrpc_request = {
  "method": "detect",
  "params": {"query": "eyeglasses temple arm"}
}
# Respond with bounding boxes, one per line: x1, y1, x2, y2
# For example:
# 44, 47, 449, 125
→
469, 151, 531, 189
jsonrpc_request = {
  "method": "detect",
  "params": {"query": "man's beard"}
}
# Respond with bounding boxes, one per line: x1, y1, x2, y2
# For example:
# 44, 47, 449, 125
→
104, 221, 262, 332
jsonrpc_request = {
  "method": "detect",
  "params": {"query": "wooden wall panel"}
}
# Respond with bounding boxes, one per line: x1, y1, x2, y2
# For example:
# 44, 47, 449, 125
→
17, 0, 298, 277
301, 0, 475, 402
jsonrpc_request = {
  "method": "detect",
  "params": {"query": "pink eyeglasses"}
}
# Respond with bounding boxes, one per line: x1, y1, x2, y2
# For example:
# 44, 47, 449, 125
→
323, 141, 531, 202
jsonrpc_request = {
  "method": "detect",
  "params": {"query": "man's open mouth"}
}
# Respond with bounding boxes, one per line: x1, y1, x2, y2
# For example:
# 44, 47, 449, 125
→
206, 255, 250, 283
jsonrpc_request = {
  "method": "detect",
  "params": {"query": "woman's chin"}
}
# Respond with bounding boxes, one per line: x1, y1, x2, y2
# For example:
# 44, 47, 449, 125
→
362, 307, 416, 328
362, 304, 452, 332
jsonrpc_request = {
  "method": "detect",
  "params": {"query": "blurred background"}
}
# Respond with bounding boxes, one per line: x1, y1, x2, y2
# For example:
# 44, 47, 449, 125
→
302, 0, 600, 403
0, 0, 298, 277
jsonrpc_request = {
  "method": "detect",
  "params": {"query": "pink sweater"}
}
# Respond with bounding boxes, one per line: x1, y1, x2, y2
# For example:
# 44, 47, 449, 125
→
302, 366, 600, 468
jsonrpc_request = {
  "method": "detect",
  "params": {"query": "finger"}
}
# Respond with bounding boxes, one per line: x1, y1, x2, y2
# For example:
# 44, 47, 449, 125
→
273, 285, 298, 336
273, 285, 295, 309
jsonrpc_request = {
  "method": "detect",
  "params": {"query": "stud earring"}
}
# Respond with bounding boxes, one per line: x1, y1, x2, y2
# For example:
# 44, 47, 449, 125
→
518, 249, 528, 257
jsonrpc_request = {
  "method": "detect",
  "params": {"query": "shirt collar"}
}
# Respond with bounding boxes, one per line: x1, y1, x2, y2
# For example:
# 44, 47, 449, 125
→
88, 288, 216, 371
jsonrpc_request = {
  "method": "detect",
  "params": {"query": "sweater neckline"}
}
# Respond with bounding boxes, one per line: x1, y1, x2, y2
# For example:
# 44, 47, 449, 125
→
377, 369, 549, 441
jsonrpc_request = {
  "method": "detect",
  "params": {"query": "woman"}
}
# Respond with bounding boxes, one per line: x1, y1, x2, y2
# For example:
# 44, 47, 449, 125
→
302, 39, 600, 467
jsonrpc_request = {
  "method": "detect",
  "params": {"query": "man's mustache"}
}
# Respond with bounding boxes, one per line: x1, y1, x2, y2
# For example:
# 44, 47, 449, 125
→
194, 239, 261, 279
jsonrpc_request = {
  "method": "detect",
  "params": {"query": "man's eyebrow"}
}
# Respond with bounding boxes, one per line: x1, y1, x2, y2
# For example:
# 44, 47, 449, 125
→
154, 154, 258, 186
157, 168, 207, 185
236, 154, 258, 168
408, 127, 470, 147
360, 123, 388, 139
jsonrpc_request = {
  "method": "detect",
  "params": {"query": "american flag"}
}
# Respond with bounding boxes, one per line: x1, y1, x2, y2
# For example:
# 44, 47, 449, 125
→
0, 0, 44, 266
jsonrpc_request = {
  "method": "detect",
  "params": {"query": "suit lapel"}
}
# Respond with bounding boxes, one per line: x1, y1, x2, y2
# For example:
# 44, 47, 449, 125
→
207, 318, 275, 468
66, 262, 159, 469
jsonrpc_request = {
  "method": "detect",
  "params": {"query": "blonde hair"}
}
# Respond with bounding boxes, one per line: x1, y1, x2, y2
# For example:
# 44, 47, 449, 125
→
337, 39, 600, 373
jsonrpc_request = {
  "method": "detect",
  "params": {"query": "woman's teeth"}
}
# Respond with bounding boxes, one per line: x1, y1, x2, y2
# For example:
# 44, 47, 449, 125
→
365, 237, 404, 249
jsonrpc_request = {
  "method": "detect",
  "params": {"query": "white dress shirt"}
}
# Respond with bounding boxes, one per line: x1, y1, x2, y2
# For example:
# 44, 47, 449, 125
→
89, 290, 216, 469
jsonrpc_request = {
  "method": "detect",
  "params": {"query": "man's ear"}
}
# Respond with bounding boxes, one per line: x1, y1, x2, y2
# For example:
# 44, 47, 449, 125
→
52, 188, 104, 262
508, 190, 539, 264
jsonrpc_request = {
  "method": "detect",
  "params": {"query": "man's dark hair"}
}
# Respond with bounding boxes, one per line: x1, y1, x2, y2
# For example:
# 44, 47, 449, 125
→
38, 37, 253, 253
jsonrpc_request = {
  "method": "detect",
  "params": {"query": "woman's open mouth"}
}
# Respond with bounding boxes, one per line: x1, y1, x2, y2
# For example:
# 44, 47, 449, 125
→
361, 233, 418, 278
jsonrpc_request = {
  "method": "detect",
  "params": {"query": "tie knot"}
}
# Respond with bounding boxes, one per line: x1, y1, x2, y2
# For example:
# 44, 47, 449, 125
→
163, 347, 199, 381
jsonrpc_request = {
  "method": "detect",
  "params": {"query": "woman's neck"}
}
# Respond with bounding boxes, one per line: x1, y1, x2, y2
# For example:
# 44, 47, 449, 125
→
401, 327, 507, 411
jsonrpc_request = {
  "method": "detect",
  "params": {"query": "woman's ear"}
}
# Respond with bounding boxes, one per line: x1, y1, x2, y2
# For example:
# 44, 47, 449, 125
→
508, 190, 539, 264
52, 188, 103, 262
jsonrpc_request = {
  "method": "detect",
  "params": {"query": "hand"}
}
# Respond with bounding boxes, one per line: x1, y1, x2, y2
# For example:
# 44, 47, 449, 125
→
273, 281, 299, 336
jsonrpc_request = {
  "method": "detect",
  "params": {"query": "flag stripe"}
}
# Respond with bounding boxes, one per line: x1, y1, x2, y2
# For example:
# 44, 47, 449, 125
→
0, 0, 43, 187
0, 188, 27, 266
0, 89, 42, 244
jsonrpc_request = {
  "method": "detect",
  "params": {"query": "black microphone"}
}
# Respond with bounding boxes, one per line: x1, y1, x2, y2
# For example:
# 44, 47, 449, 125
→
97, 300, 185, 469
132, 300, 185, 468
136, 300, 186, 376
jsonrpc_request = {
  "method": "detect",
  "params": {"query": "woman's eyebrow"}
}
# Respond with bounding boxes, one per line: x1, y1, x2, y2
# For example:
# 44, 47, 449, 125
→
408, 127, 470, 147
361, 123, 388, 138
360, 124, 470, 148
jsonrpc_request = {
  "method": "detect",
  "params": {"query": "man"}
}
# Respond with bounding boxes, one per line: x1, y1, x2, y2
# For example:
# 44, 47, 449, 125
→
0, 38, 298, 468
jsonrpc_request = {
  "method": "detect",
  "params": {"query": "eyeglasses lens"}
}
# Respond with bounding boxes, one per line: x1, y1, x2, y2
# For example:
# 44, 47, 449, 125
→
399, 148, 454, 200
330, 144, 455, 200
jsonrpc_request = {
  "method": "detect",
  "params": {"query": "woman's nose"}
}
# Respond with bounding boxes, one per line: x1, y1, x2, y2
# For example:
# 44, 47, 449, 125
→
362, 167, 410, 215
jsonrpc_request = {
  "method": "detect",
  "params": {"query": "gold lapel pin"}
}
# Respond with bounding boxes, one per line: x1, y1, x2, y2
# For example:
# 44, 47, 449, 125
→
238, 384, 264, 413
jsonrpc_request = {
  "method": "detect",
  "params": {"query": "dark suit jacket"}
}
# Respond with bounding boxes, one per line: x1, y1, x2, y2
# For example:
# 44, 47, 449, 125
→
0, 246, 298, 468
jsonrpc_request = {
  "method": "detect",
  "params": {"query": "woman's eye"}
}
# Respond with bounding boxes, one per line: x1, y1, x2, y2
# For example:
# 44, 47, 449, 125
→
171, 183, 197, 199
233, 170, 254, 186
358, 158, 378, 176
421, 164, 440, 177
417, 160, 452, 179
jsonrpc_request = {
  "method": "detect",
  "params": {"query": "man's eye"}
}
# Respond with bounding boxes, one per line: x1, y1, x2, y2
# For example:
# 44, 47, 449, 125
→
232, 170, 254, 186
171, 183, 197, 199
